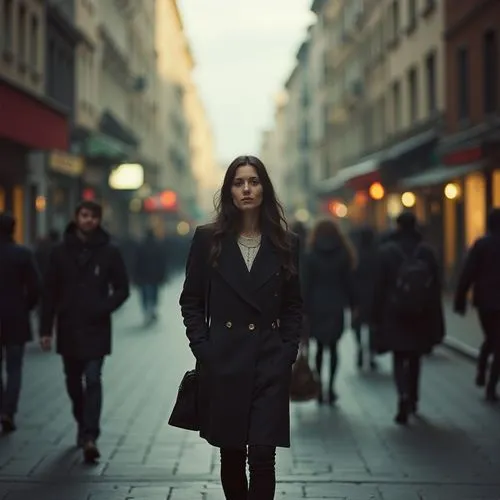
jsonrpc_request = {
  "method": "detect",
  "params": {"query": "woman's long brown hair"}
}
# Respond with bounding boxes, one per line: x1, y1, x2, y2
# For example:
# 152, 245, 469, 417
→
209, 155, 296, 275
308, 217, 357, 269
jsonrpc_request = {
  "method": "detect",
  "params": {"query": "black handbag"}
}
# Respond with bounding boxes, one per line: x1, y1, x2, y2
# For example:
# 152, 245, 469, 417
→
168, 368, 199, 430
168, 278, 210, 431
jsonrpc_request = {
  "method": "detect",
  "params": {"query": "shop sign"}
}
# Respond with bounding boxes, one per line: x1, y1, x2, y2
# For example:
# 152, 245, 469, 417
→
443, 146, 482, 166
49, 150, 84, 177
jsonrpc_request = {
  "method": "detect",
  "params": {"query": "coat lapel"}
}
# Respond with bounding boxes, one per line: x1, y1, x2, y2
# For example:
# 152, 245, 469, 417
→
215, 234, 261, 311
249, 235, 281, 291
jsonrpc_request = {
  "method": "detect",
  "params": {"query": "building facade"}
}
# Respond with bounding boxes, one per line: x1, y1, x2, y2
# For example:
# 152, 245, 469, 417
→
438, 0, 500, 284
0, 0, 69, 244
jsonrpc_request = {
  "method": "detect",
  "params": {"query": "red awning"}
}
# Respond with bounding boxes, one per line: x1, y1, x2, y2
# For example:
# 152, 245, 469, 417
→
0, 80, 68, 150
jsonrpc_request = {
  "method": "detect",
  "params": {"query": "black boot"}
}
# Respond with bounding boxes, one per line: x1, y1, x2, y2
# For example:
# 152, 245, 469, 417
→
394, 400, 409, 425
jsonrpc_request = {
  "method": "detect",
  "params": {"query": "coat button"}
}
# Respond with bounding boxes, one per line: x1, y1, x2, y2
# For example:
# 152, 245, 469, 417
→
225, 321, 232, 329
248, 323, 255, 331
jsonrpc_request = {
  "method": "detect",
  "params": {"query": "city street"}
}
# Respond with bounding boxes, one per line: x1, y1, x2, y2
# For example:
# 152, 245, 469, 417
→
0, 275, 499, 499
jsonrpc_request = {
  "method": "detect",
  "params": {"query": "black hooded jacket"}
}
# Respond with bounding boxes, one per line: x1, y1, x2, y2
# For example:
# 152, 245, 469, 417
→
40, 223, 130, 358
455, 210, 500, 312
0, 218, 41, 345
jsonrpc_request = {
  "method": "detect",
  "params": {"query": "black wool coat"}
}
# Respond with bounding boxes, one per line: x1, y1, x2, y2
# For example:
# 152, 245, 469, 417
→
179, 225, 303, 449
0, 235, 41, 345
40, 223, 130, 358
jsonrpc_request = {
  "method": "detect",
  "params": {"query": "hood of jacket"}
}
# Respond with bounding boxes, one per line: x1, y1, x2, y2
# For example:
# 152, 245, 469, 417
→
64, 222, 110, 249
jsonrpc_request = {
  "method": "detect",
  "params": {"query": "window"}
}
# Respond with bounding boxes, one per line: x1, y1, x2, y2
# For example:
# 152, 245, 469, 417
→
407, 0, 417, 32
483, 30, 497, 114
2, 0, 14, 53
457, 47, 469, 120
29, 15, 39, 71
393, 81, 401, 132
426, 51, 437, 114
408, 67, 418, 123
18, 4, 26, 65
392, 1, 400, 42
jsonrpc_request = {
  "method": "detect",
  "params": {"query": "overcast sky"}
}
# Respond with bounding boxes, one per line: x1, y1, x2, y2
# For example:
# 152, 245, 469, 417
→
177, 0, 315, 165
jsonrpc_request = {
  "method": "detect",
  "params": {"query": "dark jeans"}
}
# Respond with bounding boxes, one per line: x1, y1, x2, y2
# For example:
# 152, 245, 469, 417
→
393, 351, 421, 403
139, 284, 159, 317
62, 357, 104, 441
220, 446, 276, 500
315, 341, 338, 390
477, 310, 500, 392
0, 344, 25, 417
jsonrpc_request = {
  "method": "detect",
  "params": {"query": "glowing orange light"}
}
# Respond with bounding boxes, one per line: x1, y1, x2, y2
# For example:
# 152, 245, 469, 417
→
160, 190, 177, 208
369, 182, 385, 200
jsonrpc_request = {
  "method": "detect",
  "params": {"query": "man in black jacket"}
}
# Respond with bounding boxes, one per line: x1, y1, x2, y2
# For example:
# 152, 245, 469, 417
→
0, 213, 41, 433
454, 208, 500, 402
40, 201, 130, 462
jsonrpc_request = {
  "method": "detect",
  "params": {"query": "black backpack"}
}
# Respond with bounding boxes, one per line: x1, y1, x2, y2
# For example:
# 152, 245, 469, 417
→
390, 243, 434, 316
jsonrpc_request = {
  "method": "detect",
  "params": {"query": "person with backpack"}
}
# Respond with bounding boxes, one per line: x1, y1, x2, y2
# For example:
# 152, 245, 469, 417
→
372, 211, 444, 424
454, 208, 500, 402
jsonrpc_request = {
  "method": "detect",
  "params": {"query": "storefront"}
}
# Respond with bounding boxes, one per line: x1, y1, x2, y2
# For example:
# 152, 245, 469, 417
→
0, 78, 68, 244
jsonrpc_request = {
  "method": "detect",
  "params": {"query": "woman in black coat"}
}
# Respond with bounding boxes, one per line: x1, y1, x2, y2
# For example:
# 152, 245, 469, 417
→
303, 218, 357, 405
179, 155, 303, 500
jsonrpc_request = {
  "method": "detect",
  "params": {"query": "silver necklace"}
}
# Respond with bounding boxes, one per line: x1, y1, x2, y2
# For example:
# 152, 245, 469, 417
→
238, 235, 261, 269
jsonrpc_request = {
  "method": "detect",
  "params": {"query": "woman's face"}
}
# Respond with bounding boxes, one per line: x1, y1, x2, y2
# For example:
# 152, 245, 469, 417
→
231, 164, 264, 212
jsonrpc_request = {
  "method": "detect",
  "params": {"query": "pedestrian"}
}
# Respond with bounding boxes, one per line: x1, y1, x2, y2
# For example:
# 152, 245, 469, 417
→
372, 211, 444, 424
179, 155, 302, 500
351, 226, 379, 370
133, 228, 168, 324
0, 213, 41, 433
303, 218, 357, 404
454, 208, 500, 402
39, 200, 130, 463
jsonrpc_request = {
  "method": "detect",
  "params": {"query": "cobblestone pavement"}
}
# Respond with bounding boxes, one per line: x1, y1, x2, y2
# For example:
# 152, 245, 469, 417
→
0, 275, 499, 499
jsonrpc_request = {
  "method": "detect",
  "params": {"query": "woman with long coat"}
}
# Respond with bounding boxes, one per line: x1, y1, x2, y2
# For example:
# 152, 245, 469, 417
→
179, 155, 303, 500
303, 218, 357, 404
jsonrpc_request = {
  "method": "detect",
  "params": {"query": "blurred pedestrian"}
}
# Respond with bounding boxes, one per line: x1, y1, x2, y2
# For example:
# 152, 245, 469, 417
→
0, 213, 41, 433
454, 208, 500, 402
351, 226, 379, 370
303, 218, 357, 405
39, 200, 130, 463
372, 211, 444, 424
179, 155, 302, 500
134, 228, 168, 325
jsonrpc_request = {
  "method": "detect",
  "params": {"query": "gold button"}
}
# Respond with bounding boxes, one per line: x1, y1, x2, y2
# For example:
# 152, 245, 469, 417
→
225, 321, 232, 329
248, 323, 255, 331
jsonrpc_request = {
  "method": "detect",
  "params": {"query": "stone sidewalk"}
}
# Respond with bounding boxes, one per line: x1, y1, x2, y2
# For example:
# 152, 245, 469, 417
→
0, 276, 499, 499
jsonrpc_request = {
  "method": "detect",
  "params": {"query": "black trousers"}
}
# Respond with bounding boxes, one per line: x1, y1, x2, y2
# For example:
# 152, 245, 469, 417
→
392, 352, 421, 403
477, 310, 500, 392
315, 341, 338, 390
62, 357, 105, 441
220, 445, 276, 500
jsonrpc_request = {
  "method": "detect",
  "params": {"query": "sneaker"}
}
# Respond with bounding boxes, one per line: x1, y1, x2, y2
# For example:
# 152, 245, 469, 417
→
83, 440, 101, 463
1, 415, 17, 433
485, 389, 498, 403
394, 400, 409, 425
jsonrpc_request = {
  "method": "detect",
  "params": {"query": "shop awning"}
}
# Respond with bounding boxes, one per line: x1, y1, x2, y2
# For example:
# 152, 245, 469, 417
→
398, 162, 482, 189
84, 132, 132, 160
0, 79, 68, 150
385, 129, 437, 160
317, 156, 381, 195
